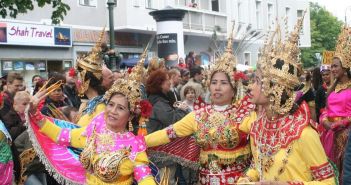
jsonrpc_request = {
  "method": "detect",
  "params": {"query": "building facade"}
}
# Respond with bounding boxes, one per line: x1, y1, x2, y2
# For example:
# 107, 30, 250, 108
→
0, 0, 310, 86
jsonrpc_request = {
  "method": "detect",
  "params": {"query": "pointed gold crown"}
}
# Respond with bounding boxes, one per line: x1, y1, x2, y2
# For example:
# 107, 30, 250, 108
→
265, 14, 305, 89
104, 45, 150, 112
257, 14, 305, 115
76, 27, 105, 80
208, 23, 237, 87
335, 26, 351, 69
128, 42, 149, 82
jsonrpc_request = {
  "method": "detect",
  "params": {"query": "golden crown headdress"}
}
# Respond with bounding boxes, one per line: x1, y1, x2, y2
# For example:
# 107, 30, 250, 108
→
104, 45, 149, 111
335, 26, 351, 69
128, 42, 149, 82
208, 23, 237, 88
75, 28, 106, 96
258, 14, 305, 115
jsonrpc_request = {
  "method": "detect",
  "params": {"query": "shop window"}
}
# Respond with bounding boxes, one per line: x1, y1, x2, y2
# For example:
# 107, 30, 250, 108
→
238, 1, 243, 23
105, 0, 117, 7
255, 0, 262, 29
285, 7, 290, 28
145, 0, 155, 9
134, 0, 140, 7
297, 10, 304, 34
79, 0, 97, 7
244, 52, 251, 66
211, 0, 219, 12
267, 3, 274, 29
64, 61, 73, 69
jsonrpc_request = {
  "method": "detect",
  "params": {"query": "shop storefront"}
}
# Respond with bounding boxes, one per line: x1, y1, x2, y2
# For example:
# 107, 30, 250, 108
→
0, 21, 73, 89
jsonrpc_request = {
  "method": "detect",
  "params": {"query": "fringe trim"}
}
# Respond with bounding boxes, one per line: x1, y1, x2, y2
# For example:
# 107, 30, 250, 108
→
199, 146, 251, 164
147, 150, 200, 170
24, 107, 83, 185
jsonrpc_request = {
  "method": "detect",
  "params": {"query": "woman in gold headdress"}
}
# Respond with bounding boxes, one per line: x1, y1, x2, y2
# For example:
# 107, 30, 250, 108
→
145, 25, 257, 185
238, 16, 336, 185
24, 47, 157, 184
320, 27, 351, 184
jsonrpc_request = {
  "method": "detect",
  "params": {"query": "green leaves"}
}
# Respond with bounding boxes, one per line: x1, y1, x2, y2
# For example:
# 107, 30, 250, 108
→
0, 0, 70, 24
301, 2, 343, 68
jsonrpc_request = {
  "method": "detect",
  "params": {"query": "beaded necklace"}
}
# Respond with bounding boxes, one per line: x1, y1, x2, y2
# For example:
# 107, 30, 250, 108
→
255, 112, 294, 181
335, 80, 351, 93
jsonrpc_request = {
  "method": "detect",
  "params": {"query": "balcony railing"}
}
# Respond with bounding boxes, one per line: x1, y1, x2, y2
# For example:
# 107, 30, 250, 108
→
174, 6, 227, 34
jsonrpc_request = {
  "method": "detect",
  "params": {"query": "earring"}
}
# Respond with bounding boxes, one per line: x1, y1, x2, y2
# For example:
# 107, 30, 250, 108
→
268, 96, 275, 120
129, 120, 134, 132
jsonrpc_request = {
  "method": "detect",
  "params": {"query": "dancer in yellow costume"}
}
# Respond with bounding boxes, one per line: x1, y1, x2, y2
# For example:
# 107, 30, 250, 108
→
25, 47, 156, 185
145, 25, 256, 185
74, 29, 107, 127
238, 15, 336, 185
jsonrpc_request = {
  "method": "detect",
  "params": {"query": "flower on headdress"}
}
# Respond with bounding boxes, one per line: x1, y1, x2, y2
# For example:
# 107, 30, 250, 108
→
234, 71, 248, 81
139, 100, 152, 118
68, 67, 76, 77
128, 67, 132, 74
137, 100, 153, 136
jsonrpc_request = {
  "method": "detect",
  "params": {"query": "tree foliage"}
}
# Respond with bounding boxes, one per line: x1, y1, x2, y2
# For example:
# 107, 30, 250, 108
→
301, 2, 343, 68
0, 0, 70, 24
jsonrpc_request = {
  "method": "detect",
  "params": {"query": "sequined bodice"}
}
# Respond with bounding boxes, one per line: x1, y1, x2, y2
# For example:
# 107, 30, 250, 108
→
80, 113, 147, 183
193, 97, 255, 150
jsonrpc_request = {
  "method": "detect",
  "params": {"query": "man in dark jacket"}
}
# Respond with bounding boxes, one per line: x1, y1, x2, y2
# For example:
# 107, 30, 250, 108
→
146, 69, 189, 185
63, 69, 81, 109
0, 72, 24, 139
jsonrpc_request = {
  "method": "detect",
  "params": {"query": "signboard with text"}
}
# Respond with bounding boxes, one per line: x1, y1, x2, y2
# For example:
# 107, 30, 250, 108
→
157, 33, 178, 67
0, 22, 72, 47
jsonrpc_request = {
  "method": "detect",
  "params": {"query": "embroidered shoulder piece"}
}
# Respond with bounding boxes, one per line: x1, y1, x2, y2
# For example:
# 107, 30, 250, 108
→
250, 102, 310, 154
231, 95, 255, 123
82, 95, 105, 115
194, 96, 206, 111
310, 162, 335, 181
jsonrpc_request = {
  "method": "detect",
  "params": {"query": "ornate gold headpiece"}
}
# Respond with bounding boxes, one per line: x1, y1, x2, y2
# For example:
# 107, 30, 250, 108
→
104, 45, 149, 111
128, 42, 149, 82
208, 23, 237, 88
335, 26, 351, 69
258, 14, 305, 115
75, 28, 106, 96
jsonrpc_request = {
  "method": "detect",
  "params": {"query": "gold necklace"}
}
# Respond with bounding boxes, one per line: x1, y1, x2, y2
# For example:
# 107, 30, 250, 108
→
256, 113, 294, 181
335, 80, 351, 93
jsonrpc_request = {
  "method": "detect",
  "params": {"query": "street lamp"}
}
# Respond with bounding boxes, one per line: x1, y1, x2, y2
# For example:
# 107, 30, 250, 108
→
107, 0, 118, 70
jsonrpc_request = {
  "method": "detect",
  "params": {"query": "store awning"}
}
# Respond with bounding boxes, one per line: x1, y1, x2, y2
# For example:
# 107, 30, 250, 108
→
120, 58, 149, 68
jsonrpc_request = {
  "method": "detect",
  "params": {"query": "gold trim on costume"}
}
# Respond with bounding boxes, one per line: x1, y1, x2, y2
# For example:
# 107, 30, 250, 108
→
335, 26, 351, 69
104, 45, 149, 111
207, 23, 237, 89
75, 27, 105, 96
258, 14, 305, 115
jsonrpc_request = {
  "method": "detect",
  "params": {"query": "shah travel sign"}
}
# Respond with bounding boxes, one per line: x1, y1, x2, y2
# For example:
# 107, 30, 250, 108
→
0, 21, 72, 47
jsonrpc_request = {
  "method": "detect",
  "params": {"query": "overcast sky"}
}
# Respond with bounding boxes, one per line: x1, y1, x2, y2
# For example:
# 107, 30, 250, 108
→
310, 0, 351, 23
